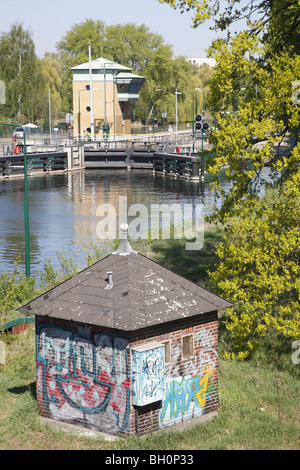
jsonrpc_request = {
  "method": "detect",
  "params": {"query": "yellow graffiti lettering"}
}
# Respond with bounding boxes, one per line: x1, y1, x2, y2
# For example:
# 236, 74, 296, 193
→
195, 371, 210, 407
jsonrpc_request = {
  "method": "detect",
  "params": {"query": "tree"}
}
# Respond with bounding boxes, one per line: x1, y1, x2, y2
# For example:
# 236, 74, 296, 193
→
105, 23, 167, 73
135, 51, 198, 124
33, 53, 65, 128
209, 163, 300, 359
206, 38, 300, 221
159, 0, 300, 358
55, 18, 199, 124
158, 0, 300, 46
0, 22, 38, 122
56, 18, 106, 62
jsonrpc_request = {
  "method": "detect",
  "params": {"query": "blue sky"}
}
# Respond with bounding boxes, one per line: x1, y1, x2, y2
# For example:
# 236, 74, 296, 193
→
0, 0, 223, 58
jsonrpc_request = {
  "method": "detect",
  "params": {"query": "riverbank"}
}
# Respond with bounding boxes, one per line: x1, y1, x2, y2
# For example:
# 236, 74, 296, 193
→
0, 319, 299, 450
0, 228, 299, 449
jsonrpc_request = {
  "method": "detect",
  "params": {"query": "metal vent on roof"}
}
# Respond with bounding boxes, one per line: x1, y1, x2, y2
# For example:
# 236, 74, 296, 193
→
105, 271, 113, 290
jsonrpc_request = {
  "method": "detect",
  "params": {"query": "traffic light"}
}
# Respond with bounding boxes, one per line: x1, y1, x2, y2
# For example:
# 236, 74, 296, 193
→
195, 114, 202, 131
202, 122, 210, 131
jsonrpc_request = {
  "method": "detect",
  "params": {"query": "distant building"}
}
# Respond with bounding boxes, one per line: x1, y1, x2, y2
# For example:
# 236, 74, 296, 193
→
187, 57, 216, 68
71, 57, 146, 138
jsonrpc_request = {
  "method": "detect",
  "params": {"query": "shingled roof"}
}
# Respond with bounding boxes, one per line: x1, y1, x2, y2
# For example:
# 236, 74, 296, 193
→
19, 226, 233, 331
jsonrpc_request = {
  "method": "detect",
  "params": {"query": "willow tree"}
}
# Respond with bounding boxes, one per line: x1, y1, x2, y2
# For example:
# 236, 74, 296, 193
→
56, 18, 199, 124
0, 22, 39, 122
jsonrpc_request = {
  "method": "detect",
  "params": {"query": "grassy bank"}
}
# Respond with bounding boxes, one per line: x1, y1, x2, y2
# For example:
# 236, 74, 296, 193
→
141, 224, 223, 288
0, 226, 299, 450
0, 325, 299, 450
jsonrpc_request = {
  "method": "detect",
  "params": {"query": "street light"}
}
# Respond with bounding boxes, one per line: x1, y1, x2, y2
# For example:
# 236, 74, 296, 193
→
88, 41, 95, 140
0, 123, 30, 276
78, 87, 89, 140
175, 88, 182, 143
195, 88, 205, 118
152, 88, 161, 136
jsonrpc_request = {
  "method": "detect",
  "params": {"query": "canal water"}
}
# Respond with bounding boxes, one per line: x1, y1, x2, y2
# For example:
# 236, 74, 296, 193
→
0, 168, 232, 278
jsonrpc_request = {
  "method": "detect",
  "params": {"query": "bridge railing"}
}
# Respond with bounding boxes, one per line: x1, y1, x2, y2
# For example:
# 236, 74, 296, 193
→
77, 131, 209, 152
0, 152, 69, 177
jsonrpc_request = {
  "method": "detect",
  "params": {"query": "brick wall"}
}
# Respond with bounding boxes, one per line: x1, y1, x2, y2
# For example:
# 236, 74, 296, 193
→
35, 311, 218, 436
35, 316, 131, 436
129, 312, 219, 435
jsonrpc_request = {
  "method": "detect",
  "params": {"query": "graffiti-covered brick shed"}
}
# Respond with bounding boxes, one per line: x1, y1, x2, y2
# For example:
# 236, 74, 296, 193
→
19, 227, 232, 437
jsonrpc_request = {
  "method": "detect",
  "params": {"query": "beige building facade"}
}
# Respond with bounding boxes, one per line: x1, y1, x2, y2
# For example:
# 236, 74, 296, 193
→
71, 57, 146, 138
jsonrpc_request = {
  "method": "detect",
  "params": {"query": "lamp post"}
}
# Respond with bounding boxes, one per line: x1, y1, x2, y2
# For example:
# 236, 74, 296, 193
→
180, 91, 195, 150
48, 88, 52, 142
195, 88, 205, 118
102, 64, 116, 138
175, 88, 182, 143
112, 70, 116, 136
195, 88, 206, 153
23, 129, 30, 277
152, 88, 161, 136
88, 41, 95, 141
0, 123, 30, 276
78, 88, 87, 141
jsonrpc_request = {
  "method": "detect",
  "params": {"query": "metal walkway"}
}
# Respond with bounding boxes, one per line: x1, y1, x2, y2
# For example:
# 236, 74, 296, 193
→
84, 146, 200, 180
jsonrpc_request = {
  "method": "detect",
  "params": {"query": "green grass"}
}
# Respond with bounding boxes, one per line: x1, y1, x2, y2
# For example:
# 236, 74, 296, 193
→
141, 224, 223, 288
0, 227, 299, 450
0, 324, 299, 450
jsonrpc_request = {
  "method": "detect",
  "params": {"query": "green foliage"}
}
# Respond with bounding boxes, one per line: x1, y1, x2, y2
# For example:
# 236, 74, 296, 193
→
206, 42, 300, 221
38, 53, 64, 124
37, 250, 79, 290
158, 0, 300, 49
37, 258, 60, 290
104, 23, 167, 73
0, 260, 36, 317
209, 170, 300, 359
56, 19, 106, 60
0, 324, 299, 449
161, 0, 300, 360
136, 53, 199, 123
56, 18, 202, 124
0, 22, 39, 122
203, 21, 300, 359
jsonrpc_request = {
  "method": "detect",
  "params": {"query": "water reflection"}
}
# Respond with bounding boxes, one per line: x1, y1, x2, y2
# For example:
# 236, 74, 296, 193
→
0, 169, 232, 276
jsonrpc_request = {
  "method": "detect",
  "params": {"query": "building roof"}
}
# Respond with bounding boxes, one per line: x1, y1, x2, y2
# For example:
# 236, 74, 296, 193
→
115, 72, 146, 84
71, 56, 132, 73
71, 56, 146, 87
19, 227, 233, 332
